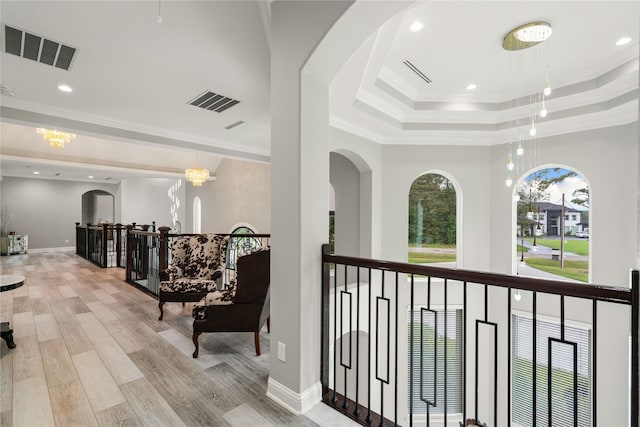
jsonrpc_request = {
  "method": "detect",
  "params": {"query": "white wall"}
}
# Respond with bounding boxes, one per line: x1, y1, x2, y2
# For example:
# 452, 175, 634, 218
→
380, 144, 492, 271
329, 127, 382, 258
185, 158, 271, 234
95, 194, 113, 223
119, 178, 185, 229
330, 152, 360, 257
0, 177, 118, 249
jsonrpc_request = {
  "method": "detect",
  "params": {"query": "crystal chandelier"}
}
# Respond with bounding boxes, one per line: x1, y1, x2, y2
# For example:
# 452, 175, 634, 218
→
503, 21, 552, 187
185, 167, 209, 186
36, 128, 76, 148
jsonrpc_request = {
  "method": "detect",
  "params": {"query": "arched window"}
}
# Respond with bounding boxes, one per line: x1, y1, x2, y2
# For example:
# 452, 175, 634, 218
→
408, 173, 457, 267
516, 167, 590, 282
193, 197, 201, 233
227, 225, 261, 270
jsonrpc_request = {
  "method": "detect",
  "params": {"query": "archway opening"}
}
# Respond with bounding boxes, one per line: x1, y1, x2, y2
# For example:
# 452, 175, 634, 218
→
81, 190, 114, 225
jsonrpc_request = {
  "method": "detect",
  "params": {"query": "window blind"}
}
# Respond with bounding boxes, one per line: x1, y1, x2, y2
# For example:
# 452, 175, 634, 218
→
512, 314, 591, 426
408, 308, 462, 414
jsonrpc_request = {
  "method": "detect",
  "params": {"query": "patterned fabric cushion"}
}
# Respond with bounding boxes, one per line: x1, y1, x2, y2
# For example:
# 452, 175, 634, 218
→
184, 234, 228, 279
192, 303, 207, 320
160, 278, 217, 293
191, 281, 236, 320
170, 237, 191, 270
165, 265, 183, 281
204, 282, 236, 306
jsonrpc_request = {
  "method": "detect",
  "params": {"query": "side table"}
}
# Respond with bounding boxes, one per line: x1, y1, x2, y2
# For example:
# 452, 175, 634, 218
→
0, 274, 25, 349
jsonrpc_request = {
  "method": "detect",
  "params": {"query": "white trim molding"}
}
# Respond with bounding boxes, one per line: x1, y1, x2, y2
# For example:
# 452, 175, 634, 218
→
266, 378, 322, 415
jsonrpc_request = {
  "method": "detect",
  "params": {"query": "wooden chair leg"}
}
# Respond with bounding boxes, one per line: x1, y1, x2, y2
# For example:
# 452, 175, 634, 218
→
267, 317, 270, 333
254, 331, 261, 356
192, 332, 201, 358
158, 300, 165, 321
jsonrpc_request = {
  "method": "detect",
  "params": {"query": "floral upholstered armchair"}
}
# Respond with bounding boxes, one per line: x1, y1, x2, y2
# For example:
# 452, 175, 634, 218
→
158, 234, 229, 320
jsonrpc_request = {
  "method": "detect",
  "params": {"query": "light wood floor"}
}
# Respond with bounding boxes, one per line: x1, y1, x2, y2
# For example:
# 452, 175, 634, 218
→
0, 251, 356, 427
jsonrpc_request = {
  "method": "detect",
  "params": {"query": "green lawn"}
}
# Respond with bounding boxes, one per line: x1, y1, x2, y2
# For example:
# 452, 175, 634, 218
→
517, 244, 530, 253
524, 238, 589, 256
408, 252, 456, 264
513, 357, 590, 425
525, 258, 589, 282
409, 243, 456, 249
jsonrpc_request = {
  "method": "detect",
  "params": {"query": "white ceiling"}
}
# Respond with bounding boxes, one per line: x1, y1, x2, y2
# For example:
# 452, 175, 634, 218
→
0, 1, 638, 182
330, 1, 639, 145
0, 0, 270, 182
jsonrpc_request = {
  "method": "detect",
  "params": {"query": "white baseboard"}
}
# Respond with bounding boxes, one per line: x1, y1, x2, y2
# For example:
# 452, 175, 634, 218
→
28, 246, 75, 253
266, 378, 322, 415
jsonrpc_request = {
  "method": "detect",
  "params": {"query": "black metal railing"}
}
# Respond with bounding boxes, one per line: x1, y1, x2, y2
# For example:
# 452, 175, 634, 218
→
75, 222, 145, 268
125, 227, 270, 297
321, 244, 638, 427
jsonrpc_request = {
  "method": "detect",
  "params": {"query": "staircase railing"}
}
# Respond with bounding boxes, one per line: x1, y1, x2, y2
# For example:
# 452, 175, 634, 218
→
321, 244, 638, 427
125, 227, 270, 297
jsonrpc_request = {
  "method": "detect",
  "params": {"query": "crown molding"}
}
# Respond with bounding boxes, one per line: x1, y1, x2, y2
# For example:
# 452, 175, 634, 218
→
0, 106, 271, 164
329, 116, 385, 144
0, 99, 270, 159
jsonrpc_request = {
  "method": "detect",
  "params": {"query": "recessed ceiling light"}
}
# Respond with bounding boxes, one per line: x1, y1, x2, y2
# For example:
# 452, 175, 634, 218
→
409, 21, 424, 32
58, 84, 73, 93
88, 175, 94, 179
616, 37, 632, 46
33, 171, 40, 175
466, 83, 477, 90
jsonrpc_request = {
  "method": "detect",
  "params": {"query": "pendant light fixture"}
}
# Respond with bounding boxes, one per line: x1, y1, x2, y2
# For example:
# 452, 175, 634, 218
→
185, 153, 209, 186
36, 128, 76, 148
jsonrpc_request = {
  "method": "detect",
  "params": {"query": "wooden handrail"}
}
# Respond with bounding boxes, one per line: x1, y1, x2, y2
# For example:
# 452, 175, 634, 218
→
323, 249, 632, 305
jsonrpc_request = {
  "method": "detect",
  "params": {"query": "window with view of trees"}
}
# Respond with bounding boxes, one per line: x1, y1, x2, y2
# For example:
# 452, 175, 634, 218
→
408, 173, 456, 265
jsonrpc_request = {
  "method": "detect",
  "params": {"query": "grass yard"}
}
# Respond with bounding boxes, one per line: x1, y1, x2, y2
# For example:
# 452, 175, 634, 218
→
408, 251, 456, 264
525, 238, 589, 256
517, 244, 530, 253
525, 258, 589, 282
408, 243, 456, 249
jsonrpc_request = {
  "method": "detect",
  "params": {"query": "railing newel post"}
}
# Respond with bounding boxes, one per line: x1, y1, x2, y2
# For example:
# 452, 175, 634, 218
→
158, 226, 171, 273
85, 222, 91, 262
125, 224, 133, 283
115, 224, 123, 267
101, 223, 109, 268
321, 244, 331, 397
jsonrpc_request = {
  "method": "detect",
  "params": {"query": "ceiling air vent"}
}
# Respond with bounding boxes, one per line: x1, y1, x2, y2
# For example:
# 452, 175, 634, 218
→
188, 90, 240, 113
225, 120, 245, 130
403, 60, 432, 84
4, 25, 77, 71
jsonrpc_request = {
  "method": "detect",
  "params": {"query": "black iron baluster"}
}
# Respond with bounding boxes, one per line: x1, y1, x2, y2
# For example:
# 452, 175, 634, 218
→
508, 288, 512, 426
631, 270, 639, 427
533, 291, 537, 427
394, 272, 399, 426
409, 274, 414, 427
463, 281, 467, 423
428, 276, 432, 427
367, 267, 373, 424
444, 278, 448, 426
355, 267, 361, 417
333, 263, 338, 403
592, 299, 597, 426
342, 265, 350, 410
